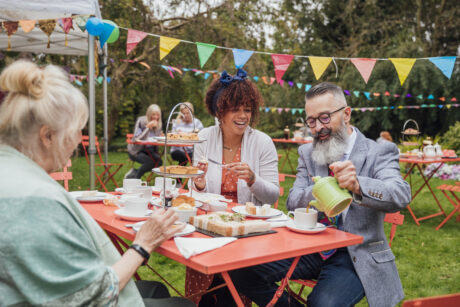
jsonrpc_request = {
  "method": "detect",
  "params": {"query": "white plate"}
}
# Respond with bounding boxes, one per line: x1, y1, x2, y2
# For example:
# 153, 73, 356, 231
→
151, 186, 178, 194
115, 187, 125, 193
114, 209, 153, 221
232, 205, 282, 219
70, 191, 108, 202
152, 168, 204, 178
154, 136, 206, 144
150, 197, 203, 208
192, 192, 232, 203
132, 222, 195, 236
286, 220, 326, 234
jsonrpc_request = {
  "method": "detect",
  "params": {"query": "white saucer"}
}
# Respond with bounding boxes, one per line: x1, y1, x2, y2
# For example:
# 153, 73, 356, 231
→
114, 209, 153, 221
70, 191, 108, 202
132, 222, 195, 237
232, 205, 283, 219
115, 187, 125, 193
286, 220, 326, 234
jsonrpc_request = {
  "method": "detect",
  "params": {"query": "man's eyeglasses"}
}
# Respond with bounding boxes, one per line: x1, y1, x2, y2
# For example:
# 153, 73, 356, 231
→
305, 106, 345, 128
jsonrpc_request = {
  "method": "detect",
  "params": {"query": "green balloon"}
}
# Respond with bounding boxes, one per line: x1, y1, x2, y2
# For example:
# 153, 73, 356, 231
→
104, 20, 119, 43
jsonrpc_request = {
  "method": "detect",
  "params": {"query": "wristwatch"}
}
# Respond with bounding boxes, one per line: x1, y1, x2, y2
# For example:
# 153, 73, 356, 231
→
129, 244, 150, 265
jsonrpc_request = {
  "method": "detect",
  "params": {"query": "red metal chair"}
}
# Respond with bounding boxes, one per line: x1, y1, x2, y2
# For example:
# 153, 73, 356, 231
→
81, 135, 124, 192
286, 211, 405, 304
49, 159, 72, 191
435, 183, 460, 230
402, 292, 460, 307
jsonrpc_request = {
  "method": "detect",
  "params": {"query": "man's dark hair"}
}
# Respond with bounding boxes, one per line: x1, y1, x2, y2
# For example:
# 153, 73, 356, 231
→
305, 82, 346, 104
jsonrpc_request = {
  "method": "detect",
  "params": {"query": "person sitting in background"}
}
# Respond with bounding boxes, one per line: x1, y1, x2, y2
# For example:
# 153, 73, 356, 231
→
191, 69, 279, 306
126, 104, 163, 179
170, 102, 204, 165
0, 60, 193, 306
377, 130, 393, 143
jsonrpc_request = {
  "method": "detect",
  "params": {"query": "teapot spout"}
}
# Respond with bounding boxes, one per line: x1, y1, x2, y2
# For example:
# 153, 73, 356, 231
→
312, 176, 321, 183
309, 200, 324, 212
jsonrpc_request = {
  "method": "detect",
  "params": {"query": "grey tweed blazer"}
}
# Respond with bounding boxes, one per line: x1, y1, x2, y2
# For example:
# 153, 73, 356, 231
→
287, 128, 411, 307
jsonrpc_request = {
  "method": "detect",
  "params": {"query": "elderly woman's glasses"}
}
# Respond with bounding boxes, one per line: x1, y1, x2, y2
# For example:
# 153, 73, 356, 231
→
305, 106, 345, 128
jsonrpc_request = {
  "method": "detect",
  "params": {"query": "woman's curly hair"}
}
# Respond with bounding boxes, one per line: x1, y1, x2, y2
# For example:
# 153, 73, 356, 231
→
205, 75, 263, 126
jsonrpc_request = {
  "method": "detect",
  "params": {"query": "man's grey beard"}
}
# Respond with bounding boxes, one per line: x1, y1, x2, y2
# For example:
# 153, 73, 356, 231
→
311, 123, 349, 166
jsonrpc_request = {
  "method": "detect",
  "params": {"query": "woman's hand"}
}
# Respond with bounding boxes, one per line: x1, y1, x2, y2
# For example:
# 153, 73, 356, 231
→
226, 162, 256, 186
133, 208, 182, 253
193, 160, 208, 191
147, 119, 158, 130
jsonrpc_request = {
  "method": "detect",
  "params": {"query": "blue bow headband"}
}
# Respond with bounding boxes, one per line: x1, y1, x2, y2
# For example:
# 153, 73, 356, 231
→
211, 68, 248, 114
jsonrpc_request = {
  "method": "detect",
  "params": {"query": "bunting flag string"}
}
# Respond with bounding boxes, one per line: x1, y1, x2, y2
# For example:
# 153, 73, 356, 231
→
152, 64, 458, 103
0, 15, 458, 87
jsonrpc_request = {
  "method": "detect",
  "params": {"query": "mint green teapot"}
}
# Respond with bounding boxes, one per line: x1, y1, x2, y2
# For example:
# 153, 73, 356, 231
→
309, 176, 353, 217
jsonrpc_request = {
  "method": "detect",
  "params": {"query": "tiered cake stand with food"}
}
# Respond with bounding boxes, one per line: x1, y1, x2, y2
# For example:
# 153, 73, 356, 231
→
151, 103, 206, 207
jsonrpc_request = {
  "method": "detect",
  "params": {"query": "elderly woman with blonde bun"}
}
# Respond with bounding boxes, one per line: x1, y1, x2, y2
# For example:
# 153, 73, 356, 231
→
0, 61, 193, 307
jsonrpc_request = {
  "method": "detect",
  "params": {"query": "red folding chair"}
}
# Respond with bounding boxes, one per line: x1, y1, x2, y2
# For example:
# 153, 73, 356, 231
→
435, 183, 460, 230
402, 292, 460, 307
49, 159, 72, 191
274, 174, 286, 209
81, 135, 124, 192
287, 211, 404, 303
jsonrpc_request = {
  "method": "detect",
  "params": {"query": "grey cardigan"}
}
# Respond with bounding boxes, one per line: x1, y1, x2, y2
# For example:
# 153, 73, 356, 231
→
127, 115, 161, 156
193, 125, 279, 206
287, 128, 411, 307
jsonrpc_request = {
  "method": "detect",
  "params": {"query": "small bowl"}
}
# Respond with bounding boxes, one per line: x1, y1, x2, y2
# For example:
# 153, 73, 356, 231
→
172, 207, 197, 223
209, 201, 228, 212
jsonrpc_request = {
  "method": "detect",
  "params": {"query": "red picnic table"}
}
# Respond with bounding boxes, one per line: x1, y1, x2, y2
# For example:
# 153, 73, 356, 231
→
399, 156, 460, 226
81, 198, 362, 306
272, 138, 312, 176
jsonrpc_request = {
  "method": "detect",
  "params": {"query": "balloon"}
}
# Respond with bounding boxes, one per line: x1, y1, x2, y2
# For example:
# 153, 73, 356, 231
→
104, 20, 119, 43
86, 17, 104, 36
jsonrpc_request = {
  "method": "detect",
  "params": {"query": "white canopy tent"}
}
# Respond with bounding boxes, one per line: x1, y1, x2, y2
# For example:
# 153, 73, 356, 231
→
0, 0, 105, 189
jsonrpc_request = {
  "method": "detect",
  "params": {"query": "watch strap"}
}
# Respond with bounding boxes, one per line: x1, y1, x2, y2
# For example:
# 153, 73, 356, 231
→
129, 244, 150, 265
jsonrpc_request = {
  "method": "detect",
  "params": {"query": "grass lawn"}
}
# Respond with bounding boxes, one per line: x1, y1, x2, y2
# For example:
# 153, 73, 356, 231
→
68, 145, 460, 306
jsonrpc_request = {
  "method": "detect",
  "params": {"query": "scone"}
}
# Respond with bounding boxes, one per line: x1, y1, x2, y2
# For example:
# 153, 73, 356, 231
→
245, 202, 257, 215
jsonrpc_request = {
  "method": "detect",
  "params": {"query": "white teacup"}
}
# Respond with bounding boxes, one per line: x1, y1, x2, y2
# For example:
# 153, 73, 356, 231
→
123, 196, 149, 215
123, 178, 147, 193
129, 186, 152, 200
155, 177, 176, 191
288, 208, 318, 228
172, 206, 197, 223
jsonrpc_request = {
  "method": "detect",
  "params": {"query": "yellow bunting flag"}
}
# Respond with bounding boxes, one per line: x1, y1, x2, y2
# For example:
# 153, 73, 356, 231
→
19, 20, 36, 33
389, 58, 416, 86
309, 56, 332, 80
159, 36, 180, 60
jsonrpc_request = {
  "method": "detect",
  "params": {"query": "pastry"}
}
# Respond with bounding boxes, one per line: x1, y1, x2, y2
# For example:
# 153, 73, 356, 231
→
172, 195, 195, 207
160, 165, 199, 174
190, 212, 271, 236
245, 202, 257, 215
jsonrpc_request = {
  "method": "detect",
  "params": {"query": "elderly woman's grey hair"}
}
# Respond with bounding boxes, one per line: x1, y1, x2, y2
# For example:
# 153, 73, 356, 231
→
0, 60, 88, 169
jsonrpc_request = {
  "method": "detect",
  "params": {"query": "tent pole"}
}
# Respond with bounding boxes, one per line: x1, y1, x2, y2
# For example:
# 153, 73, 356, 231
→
88, 34, 96, 190
103, 44, 108, 166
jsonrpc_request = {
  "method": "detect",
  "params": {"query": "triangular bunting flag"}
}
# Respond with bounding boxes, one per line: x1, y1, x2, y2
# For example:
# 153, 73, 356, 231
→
428, 56, 456, 79
350, 58, 377, 83
262, 76, 269, 84
19, 20, 35, 33
305, 84, 312, 92
394, 94, 400, 98
389, 58, 416, 85
291, 109, 297, 115
38, 19, 56, 49
309, 56, 332, 80
451, 98, 457, 102
204, 72, 210, 80
253, 76, 259, 82
284, 108, 290, 112
58, 18, 73, 46
296, 83, 303, 89
344, 90, 350, 96
439, 97, 445, 101
353, 91, 360, 97
428, 94, 434, 99
288, 81, 294, 87
265, 107, 270, 112
417, 94, 423, 99
74, 15, 89, 32
277, 108, 283, 114
271, 108, 277, 113
159, 36, 181, 60
126, 29, 148, 55
373, 92, 380, 97
232, 49, 254, 68
196, 42, 216, 68
271, 54, 294, 83
270, 77, 276, 85
384, 91, 390, 96
363, 92, 371, 100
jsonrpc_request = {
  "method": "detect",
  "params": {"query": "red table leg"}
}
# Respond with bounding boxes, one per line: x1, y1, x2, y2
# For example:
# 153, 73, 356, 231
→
267, 256, 301, 307
221, 271, 245, 307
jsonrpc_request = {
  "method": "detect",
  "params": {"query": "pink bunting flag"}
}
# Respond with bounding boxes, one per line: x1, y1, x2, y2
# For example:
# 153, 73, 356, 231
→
350, 58, 376, 84
126, 29, 148, 55
271, 54, 294, 83
279, 80, 284, 87
58, 18, 73, 47
277, 108, 283, 114
270, 77, 276, 85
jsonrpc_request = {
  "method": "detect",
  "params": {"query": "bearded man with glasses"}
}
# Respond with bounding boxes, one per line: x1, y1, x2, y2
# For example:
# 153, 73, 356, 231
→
228, 82, 411, 307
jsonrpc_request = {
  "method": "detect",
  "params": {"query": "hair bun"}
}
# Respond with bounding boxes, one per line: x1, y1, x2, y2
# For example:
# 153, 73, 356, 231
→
0, 60, 46, 99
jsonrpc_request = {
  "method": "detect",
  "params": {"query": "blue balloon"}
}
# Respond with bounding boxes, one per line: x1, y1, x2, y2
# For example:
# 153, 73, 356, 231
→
86, 17, 104, 36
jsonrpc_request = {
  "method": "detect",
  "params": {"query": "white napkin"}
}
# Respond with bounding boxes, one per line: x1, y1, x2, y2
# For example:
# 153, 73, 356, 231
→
267, 214, 289, 228
174, 237, 237, 259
